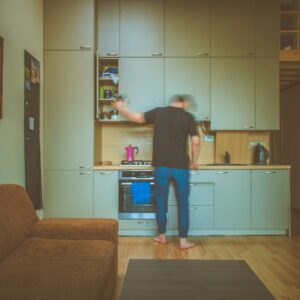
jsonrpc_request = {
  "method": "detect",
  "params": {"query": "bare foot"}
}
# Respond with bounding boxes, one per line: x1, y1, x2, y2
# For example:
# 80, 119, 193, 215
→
179, 238, 195, 250
152, 234, 167, 244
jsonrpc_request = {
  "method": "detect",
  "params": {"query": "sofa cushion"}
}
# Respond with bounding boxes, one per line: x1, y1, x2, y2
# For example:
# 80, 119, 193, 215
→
0, 237, 116, 300
0, 185, 38, 262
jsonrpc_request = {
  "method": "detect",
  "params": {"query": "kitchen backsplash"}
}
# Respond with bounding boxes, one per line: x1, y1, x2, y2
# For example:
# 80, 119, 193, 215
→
94, 123, 270, 165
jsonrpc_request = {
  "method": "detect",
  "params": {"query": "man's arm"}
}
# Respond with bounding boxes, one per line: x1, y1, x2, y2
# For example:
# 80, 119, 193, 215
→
190, 135, 201, 168
111, 100, 145, 123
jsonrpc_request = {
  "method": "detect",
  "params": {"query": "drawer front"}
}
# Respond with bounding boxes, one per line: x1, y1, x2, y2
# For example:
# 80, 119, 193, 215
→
119, 219, 157, 230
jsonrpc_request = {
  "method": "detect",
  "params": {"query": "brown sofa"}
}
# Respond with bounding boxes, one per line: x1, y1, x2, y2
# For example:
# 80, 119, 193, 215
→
0, 184, 118, 300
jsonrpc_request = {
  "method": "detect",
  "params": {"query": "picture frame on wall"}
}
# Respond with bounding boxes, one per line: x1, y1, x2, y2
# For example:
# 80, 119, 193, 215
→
0, 36, 3, 119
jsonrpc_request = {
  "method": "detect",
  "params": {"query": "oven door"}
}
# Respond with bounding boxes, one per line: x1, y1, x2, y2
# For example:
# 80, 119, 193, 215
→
119, 180, 156, 220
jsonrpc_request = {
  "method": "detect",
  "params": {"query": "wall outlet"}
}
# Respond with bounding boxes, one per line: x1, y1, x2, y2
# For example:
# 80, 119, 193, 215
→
250, 141, 266, 148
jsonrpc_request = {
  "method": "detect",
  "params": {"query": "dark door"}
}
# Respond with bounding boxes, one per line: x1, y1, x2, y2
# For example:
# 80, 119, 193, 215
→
24, 51, 42, 209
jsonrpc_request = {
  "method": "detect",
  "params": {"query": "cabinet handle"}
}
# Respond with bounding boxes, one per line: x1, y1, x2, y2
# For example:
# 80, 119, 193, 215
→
98, 171, 112, 175
243, 126, 254, 129
80, 45, 92, 50
189, 207, 198, 210
121, 182, 155, 186
137, 221, 150, 224
189, 183, 201, 186
152, 52, 163, 56
244, 52, 255, 56
80, 172, 91, 175
264, 171, 276, 175
79, 166, 91, 169
197, 52, 209, 57
106, 52, 118, 56
190, 171, 198, 175
216, 171, 228, 175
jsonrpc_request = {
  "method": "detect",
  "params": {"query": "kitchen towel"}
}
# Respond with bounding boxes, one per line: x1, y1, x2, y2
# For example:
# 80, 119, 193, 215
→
131, 182, 151, 205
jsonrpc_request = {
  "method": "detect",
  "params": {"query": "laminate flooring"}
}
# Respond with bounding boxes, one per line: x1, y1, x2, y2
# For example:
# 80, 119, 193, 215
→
113, 211, 300, 300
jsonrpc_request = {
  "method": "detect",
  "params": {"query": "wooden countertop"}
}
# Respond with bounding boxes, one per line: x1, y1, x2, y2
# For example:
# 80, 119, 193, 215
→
93, 165, 291, 170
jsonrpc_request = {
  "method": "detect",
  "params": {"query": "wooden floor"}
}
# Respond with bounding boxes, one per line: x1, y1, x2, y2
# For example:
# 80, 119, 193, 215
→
114, 211, 300, 300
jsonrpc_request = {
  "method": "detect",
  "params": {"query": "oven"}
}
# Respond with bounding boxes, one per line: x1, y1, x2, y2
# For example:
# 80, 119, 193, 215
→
118, 170, 156, 220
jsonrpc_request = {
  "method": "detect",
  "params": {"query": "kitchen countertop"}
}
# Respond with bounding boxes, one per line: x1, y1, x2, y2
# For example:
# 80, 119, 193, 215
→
93, 165, 291, 170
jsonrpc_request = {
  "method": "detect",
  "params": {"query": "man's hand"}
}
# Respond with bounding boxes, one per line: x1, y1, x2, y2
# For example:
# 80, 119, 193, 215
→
111, 98, 126, 111
190, 162, 198, 170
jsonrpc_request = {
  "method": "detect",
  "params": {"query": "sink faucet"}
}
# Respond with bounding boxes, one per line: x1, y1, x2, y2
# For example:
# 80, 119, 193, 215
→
224, 151, 231, 164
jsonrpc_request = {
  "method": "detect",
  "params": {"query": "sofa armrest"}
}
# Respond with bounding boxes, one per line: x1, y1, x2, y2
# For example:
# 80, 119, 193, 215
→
30, 218, 118, 244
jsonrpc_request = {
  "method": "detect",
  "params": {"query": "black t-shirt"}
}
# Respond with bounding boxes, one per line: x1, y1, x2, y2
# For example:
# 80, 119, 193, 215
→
144, 106, 199, 169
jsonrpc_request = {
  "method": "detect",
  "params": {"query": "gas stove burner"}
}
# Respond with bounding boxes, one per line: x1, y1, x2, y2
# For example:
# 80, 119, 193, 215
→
121, 160, 152, 166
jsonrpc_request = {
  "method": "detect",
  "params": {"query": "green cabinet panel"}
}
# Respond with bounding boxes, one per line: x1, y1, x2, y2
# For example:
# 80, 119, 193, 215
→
211, 0, 255, 57
165, 58, 210, 120
214, 170, 251, 229
211, 58, 255, 130
165, 0, 210, 57
119, 220, 157, 230
251, 170, 289, 229
94, 171, 118, 218
119, 58, 164, 112
43, 170, 93, 218
120, 0, 164, 57
256, 58, 280, 130
168, 205, 214, 230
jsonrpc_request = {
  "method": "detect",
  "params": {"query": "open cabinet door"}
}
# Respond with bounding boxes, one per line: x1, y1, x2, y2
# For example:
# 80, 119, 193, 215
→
24, 50, 42, 209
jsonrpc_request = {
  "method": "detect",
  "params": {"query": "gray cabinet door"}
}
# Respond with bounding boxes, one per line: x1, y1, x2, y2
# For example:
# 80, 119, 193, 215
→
44, 51, 94, 170
165, 58, 210, 120
165, 0, 210, 57
119, 58, 164, 112
211, 0, 255, 57
256, 58, 280, 130
120, 0, 164, 57
44, 0, 94, 50
94, 171, 118, 218
98, 0, 119, 57
252, 170, 289, 229
211, 58, 255, 130
43, 170, 93, 218
214, 170, 251, 229
255, 0, 280, 57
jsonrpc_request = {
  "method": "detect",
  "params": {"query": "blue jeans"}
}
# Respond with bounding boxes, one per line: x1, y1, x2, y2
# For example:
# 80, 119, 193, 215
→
154, 167, 190, 238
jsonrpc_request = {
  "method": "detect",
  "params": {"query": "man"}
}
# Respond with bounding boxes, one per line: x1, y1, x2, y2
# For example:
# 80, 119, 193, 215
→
112, 95, 201, 250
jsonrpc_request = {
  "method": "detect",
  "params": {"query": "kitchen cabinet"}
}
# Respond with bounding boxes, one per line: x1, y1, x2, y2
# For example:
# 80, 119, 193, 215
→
94, 170, 118, 218
165, 58, 210, 121
44, 0, 94, 50
211, 0, 255, 57
120, 0, 164, 57
255, 58, 280, 130
252, 170, 289, 230
255, 0, 280, 57
165, 0, 210, 57
119, 58, 164, 112
44, 51, 94, 170
43, 170, 93, 218
214, 170, 251, 229
98, 0, 119, 57
211, 58, 255, 130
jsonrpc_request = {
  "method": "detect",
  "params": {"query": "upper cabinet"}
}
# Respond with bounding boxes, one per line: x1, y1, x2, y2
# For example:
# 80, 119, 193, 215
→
119, 58, 164, 112
44, 0, 94, 50
165, 0, 210, 57
255, 0, 280, 57
120, 0, 164, 57
165, 58, 210, 121
98, 0, 120, 57
211, 0, 255, 57
256, 58, 280, 130
211, 58, 255, 130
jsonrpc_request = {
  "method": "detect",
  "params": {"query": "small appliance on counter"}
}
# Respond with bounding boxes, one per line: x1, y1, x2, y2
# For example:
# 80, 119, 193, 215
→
253, 143, 269, 165
125, 145, 139, 161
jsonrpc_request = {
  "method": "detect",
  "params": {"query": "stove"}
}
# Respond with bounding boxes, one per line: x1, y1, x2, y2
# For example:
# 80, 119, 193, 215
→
120, 160, 152, 166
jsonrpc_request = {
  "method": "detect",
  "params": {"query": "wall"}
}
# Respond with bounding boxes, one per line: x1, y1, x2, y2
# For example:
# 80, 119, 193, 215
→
281, 84, 300, 210
0, 0, 43, 185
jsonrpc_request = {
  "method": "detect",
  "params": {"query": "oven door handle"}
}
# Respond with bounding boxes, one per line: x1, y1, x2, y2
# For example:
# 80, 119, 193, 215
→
120, 182, 155, 186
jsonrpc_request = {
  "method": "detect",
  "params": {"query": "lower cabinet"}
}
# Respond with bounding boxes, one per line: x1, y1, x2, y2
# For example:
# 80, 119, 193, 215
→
43, 170, 93, 218
214, 170, 251, 229
119, 220, 157, 230
251, 170, 289, 229
94, 170, 118, 218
